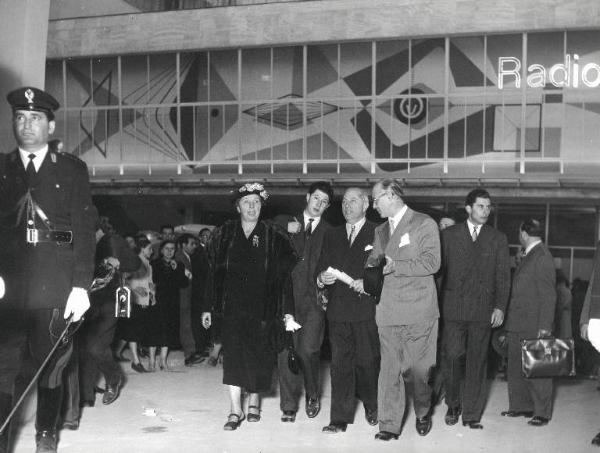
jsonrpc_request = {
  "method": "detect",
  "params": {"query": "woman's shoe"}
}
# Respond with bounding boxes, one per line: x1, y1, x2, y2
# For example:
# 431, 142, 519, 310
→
247, 405, 261, 422
223, 413, 245, 431
131, 362, 146, 373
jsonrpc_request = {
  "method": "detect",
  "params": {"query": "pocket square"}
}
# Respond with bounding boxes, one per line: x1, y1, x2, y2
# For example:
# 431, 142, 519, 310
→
364, 244, 373, 251
398, 233, 410, 248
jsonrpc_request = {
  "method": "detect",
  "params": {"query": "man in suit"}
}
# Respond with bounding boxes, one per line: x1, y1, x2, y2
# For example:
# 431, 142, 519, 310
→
175, 233, 205, 366
502, 219, 556, 427
367, 178, 440, 441
275, 181, 333, 422
316, 187, 380, 434
440, 188, 511, 429
580, 242, 600, 445
0, 87, 96, 453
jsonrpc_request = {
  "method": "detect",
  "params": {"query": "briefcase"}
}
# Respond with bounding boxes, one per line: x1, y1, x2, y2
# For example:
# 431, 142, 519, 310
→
521, 337, 575, 378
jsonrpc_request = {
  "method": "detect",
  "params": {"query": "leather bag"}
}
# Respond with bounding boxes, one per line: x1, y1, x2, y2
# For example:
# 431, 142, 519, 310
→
521, 337, 575, 378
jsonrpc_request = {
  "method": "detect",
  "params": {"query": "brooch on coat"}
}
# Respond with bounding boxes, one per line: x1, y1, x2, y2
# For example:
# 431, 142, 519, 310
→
252, 235, 259, 247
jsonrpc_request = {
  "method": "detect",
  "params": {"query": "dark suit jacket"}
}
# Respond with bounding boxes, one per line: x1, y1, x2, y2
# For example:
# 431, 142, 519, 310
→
367, 207, 440, 326
316, 220, 377, 322
505, 243, 556, 336
273, 213, 330, 315
0, 146, 96, 310
582, 241, 600, 323
440, 222, 511, 323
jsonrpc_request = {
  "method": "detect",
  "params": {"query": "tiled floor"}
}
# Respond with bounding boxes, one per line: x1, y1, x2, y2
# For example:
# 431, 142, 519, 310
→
9, 351, 600, 452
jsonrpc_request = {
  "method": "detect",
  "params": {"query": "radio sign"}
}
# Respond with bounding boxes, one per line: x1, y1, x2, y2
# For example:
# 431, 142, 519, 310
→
498, 54, 600, 89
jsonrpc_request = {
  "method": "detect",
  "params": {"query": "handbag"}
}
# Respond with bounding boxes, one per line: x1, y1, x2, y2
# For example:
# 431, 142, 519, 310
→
521, 337, 575, 378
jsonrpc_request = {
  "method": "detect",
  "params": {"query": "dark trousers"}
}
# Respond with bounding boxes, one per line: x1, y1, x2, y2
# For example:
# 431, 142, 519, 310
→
378, 319, 438, 434
278, 307, 325, 412
179, 289, 196, 358
0, 308, 73, 445
328, 319, 380, 424
79, 301, 123, 403
443, 320, 491, 422
506, 332, 553, 419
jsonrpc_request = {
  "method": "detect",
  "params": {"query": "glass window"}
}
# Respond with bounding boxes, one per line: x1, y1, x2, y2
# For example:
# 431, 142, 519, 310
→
121, 55, 149, 105
180, 52, 209, 103
241, 48, 271, 101
375, 40, 409, 97
91, 57, 119, 106
307, 44, 339, 98
65, 58, 92, 108
449, 36, 487, 89
45, 60, 64, 107
210, 50, 238, 101
548, 205, 596, 247
487, 34, 523, 90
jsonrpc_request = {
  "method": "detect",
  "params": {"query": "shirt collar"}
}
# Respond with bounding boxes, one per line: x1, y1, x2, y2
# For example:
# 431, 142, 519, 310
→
303, 212, 321, 230
19, 145, 49, 172
389, 204, 407, 227
346, 216, 366, 236
524, 239, 542, 256
466, 219, 482, 234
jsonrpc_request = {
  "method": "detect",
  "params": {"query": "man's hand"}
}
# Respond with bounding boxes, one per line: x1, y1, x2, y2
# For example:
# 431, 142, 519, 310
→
64, 287, 90, 322
202, 312, 212, 329
490, 308, 504, 328
103, 257, 120, 269
382, 255, 395, 275
537, 329, 552, 338
581, 323, 589, 341
319, 270, 336, 286
349, 278, 365, 294
288, 219, 301, 234
284, 314, 302, 332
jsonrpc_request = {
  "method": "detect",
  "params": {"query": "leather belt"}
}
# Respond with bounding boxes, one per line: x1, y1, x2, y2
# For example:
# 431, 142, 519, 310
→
27, 229, 73, 244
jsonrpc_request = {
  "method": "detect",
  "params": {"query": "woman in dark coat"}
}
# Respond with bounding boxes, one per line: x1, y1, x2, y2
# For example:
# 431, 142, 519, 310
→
201, 182, 297, 430
148, 239, 188, 371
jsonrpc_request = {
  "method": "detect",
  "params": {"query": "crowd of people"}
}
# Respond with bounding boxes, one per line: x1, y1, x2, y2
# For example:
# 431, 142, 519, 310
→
1, 86, 600, 453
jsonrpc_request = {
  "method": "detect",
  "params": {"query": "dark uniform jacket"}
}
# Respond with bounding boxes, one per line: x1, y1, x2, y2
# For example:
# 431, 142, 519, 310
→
440, 222, 511, 323
316, 220, 377, 322
0, 145, 96, 310
505, 243, 556, 336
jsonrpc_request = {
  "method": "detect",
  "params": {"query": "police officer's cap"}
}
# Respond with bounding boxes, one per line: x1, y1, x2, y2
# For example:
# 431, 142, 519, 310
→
6, 87, 59, 120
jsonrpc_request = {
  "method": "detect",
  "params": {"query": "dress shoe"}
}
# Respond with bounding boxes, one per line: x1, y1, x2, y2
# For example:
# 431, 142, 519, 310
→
35, 430, 57, 453
247, 405, 261, 422
184, 353, 205, 366
416, 415, 432, 436
102, 377, 122, 405
223, 413, 245, 431
374, 431, 399, 441
306, 396, 321, 418
445, 406, 461, 426
462, 420, 483, 429
131, 362, 146, 373
322, 422, 347, 433
501, 410, 534, 418
527, 416, 549, 427
281, 410, 296, 422
365, 408, 378, 426
592, 431, 600, 446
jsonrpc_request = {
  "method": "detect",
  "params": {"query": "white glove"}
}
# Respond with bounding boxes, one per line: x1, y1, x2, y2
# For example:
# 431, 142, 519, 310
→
0, 276, 4, 299
184, 268, 192, 280
588, 318, 600, 352
64, 287, 90, 322
284, 314, 302, 332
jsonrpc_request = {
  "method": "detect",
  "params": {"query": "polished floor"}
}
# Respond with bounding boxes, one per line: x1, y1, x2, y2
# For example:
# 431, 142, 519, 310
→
9, 351, 600, 453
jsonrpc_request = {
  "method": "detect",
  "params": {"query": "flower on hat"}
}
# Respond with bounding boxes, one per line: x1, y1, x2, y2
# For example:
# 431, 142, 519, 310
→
238, 182, 269, 201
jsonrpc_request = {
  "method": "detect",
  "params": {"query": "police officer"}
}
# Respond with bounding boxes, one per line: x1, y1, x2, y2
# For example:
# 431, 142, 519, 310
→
0, 87, 95, 453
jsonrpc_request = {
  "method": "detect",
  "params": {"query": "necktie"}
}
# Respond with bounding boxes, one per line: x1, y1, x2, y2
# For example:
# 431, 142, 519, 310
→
26, 153, 36, 182
305, 218, 314, 237
389, 219, 395, 235
348, 224, 356, 245
472, 225, 478, 242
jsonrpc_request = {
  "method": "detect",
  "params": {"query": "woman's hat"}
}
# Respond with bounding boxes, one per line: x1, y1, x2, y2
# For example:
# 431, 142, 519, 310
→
233, 182, 269, 202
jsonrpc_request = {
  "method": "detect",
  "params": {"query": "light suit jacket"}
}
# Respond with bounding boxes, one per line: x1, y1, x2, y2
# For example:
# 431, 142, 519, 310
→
367, 207, 440, 326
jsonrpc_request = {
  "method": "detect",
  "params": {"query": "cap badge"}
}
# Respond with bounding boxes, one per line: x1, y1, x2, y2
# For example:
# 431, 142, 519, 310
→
25, 89, 34, 104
